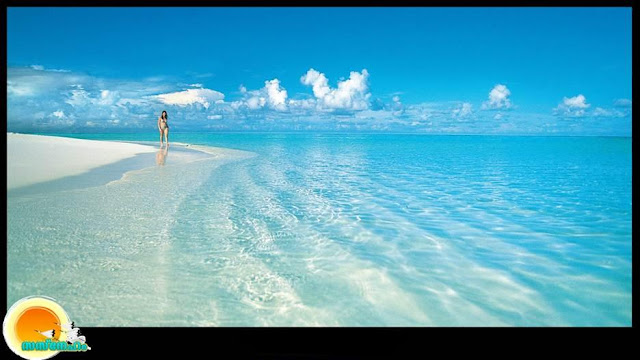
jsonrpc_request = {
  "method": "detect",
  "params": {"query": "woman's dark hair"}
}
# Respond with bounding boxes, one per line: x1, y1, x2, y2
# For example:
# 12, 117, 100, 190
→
161, 110, 168, 120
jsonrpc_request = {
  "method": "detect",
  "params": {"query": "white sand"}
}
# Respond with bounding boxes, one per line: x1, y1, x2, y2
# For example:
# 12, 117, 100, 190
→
7, 133, 157, 190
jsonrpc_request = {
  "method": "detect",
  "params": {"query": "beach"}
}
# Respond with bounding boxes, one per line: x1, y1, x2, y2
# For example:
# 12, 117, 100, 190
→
7, 133, 157, 190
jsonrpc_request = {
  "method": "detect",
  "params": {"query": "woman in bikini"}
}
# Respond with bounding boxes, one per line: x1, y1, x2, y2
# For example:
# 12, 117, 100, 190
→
158, 110, 169, 147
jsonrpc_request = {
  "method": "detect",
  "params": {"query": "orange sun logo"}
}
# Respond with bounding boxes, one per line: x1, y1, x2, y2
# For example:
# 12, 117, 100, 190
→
3, 296, 88, 360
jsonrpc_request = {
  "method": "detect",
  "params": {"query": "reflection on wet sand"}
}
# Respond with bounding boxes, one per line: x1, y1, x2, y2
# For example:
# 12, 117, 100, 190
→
156, 145, 169, 165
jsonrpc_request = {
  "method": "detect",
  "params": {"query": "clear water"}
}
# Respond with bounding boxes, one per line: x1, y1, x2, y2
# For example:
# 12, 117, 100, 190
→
7, 133, 632, 326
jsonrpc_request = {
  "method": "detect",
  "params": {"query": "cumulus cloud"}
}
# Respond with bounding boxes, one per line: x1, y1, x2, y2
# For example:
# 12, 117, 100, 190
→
554, 94, 590, 117
154, 88, 224, 109
452, 102, 473, 118
301, 69, 330, 98
481, 84, 512, 110
246, 96, 266, 109
264, 79, 288, 110
235, 78, 289, 111
563, 94, 589, 108
300, 68, 371, 111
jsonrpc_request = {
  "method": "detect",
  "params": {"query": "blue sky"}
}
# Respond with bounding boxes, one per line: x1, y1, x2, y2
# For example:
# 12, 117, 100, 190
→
7, 7, 632, 135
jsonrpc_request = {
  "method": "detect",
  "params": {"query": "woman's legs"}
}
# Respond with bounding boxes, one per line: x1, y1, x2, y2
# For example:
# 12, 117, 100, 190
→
164, 127, 169, 146
159, 129, 164, 146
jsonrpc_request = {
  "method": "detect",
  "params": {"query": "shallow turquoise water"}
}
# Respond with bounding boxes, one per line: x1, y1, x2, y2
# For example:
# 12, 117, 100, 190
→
8, 133, 632, 326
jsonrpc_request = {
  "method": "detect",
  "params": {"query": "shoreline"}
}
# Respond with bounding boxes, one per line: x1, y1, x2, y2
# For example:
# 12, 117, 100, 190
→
7, 133, 158, 190
6, 133, 236, 194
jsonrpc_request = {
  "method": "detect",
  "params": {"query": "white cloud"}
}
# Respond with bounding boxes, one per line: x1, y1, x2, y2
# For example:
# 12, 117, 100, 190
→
562, 94, 589, 109
154, 88, 225, 109
14, 64, 629, 135
30, 64, 70, 72
482, 84, 512, 110
592, 107, 610, 117
264, 79, 288, 111
592, 107, 627, 118
52, 110, 65, 118
246, 96, 266, 110
7, 67, 87, 98
391, 95, 404, 115
300, 68, 371, 111
65, 85, 119, 107
65, 86, 92, 107
452, 102, 473, 118
288, 98, 316, 109
97, 90, 119, 105
554, 94, 590, 117
8, 66, 177, 130
229, 100, 243, 110
115, 97, 153, 107
236, 78, 289, 111
7, 80, 35, 96
301, 69, 330, 98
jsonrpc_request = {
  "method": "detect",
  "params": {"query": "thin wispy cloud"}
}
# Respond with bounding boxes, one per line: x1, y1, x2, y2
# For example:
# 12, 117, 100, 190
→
31, 64, 70, 72
613, 98, 632, 108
